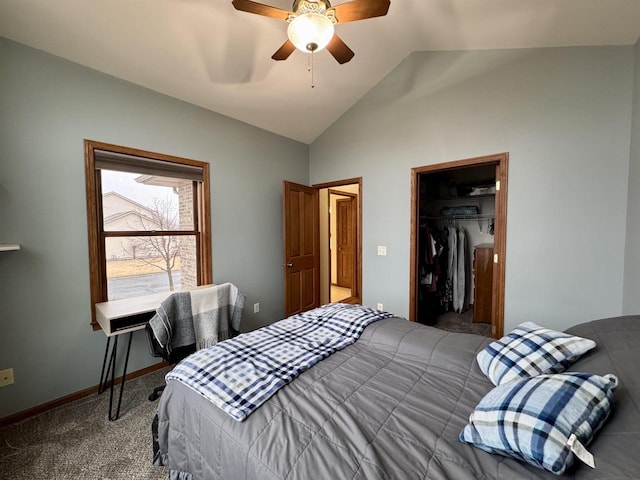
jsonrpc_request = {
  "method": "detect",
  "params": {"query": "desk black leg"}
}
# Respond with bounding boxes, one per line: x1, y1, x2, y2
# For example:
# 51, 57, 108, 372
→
107, 335, 118, 420
98, 332, 134, 421
111, 332, 133, 421
98, 336, 113, 395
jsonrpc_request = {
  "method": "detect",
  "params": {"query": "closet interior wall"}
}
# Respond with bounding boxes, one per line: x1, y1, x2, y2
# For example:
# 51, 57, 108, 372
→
417, 165, 496, 334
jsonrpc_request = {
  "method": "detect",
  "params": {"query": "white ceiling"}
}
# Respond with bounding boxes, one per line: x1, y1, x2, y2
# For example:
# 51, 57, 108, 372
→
1, 0, 639, 144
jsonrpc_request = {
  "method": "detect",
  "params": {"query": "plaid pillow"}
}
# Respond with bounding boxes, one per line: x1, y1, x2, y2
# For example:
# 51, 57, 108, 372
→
477, 322, 596, 386
460, 373, 618, 475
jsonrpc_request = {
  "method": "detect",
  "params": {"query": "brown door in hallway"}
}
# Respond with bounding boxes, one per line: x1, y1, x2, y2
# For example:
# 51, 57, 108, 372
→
336, 197, 355, 288
282, 181, 320, 317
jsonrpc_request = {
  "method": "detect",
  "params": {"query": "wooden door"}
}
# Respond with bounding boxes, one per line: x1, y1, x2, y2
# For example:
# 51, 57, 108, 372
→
283, 181, 320, 317
336, 197, 355, 288
473, 245, 494, 324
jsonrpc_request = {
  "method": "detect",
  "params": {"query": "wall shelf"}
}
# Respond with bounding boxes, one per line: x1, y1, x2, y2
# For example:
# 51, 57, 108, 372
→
0, 244, 20, 251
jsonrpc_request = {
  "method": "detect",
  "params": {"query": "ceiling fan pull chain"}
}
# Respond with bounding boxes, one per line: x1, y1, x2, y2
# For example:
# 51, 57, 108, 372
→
308, 51, 315, 88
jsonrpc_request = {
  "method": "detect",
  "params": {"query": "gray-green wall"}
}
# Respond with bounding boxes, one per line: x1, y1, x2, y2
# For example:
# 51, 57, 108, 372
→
310, 46, 635, 333
3, 36, 640, 421
0, 38, 308, 418
624, 40, 640, 312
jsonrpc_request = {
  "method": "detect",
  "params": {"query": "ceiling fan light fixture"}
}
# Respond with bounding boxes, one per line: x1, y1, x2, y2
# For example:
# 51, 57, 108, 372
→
287, 12, 334, 53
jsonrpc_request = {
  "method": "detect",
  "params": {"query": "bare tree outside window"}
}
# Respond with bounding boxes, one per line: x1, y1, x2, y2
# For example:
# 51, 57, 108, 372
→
101, 172, 198, 301
121, 197, 181, 291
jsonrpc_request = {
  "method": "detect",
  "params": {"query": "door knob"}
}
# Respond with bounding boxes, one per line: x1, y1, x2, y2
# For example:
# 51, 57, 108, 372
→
285, 263, 293, 268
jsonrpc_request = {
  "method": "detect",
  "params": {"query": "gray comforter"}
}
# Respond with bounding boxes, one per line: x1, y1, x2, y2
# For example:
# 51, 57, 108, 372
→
154, 315, 640, 479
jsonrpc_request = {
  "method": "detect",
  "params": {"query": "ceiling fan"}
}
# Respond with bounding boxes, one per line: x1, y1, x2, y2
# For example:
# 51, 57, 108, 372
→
231, 0, 391, 64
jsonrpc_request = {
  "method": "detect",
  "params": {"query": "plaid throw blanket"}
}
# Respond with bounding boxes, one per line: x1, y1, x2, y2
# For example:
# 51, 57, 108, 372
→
149, 283, 245, 357
166, 303, 394, 421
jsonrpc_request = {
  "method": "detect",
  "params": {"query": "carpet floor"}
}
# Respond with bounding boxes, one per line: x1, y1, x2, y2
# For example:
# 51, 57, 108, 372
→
0, 367, 171, 479
433, 309, 492, 337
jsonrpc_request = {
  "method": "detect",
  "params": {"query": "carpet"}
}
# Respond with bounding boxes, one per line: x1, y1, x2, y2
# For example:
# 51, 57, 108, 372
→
434, 309, 492, 337
0, 368, 171, 479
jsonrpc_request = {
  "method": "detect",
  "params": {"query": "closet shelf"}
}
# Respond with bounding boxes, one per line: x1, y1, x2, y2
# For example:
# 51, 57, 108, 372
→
428, 193, 496, 201
422, 214, 494, 221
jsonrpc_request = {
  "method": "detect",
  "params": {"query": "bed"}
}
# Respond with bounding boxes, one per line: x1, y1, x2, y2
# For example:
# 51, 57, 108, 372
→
153, 311, 640, 479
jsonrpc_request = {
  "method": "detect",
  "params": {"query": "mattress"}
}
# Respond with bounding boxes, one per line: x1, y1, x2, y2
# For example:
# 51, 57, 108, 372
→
154, 315, 640, 479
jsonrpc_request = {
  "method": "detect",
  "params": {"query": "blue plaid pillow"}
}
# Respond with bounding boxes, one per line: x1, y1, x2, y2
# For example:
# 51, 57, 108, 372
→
477, 322, 596, 386
460, 372, 618, 475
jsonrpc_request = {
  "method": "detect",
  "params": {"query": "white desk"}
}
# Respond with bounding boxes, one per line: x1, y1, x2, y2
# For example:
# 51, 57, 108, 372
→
95, 286, 214, 420
96, 291, 172, 336
96, 291, 172, 421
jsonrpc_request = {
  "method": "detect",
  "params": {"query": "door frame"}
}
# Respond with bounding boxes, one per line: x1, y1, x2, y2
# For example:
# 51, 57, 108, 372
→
314, 177, 362, 305
409, 153, 508, 338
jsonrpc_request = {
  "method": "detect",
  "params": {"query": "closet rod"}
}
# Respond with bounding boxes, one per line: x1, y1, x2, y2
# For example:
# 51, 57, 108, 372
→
421, 214, 494, 221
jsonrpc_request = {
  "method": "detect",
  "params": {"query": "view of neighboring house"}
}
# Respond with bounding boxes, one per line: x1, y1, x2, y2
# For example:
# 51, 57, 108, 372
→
102, 191, 158, 260
101, 181, 198, 297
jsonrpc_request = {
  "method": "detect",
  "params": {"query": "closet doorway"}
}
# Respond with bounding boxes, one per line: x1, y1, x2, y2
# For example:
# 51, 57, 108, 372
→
409, 153, 508, 338
282, 178, 362, 317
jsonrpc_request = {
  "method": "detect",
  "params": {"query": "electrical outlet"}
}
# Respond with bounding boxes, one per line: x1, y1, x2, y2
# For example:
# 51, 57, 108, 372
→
377, 303, 384, 311
377, 245, 387, 256
253, 303, 260, 314
0, 368, 14, 387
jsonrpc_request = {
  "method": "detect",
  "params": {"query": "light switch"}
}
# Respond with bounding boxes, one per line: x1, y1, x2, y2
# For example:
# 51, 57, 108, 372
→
377, 245, 387, 256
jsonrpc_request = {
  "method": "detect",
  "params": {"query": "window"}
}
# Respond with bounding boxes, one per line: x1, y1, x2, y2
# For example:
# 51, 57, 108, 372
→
84, 140, 212, 329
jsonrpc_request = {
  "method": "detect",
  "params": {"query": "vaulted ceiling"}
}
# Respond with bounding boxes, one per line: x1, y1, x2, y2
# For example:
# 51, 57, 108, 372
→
1, 0, 639, 143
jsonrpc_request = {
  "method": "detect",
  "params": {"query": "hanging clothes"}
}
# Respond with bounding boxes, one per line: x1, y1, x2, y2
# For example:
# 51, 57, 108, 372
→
455, 227, 467, 313
419, 226, 444, 292
418, 223, 470, 322
447, 226, 457, 310
418, 224, 447, 324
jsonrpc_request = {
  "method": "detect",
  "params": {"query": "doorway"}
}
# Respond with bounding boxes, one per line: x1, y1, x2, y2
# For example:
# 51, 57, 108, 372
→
409, 153, 508, 338
317, 181, 361, 304
282, 178, 362, 317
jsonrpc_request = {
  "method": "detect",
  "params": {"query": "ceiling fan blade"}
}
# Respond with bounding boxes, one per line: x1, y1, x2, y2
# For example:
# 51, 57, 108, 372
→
333, 0, 391, 23
326, 34, 355, 64
272, 40, 296, 61
231, 0, 290, 20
